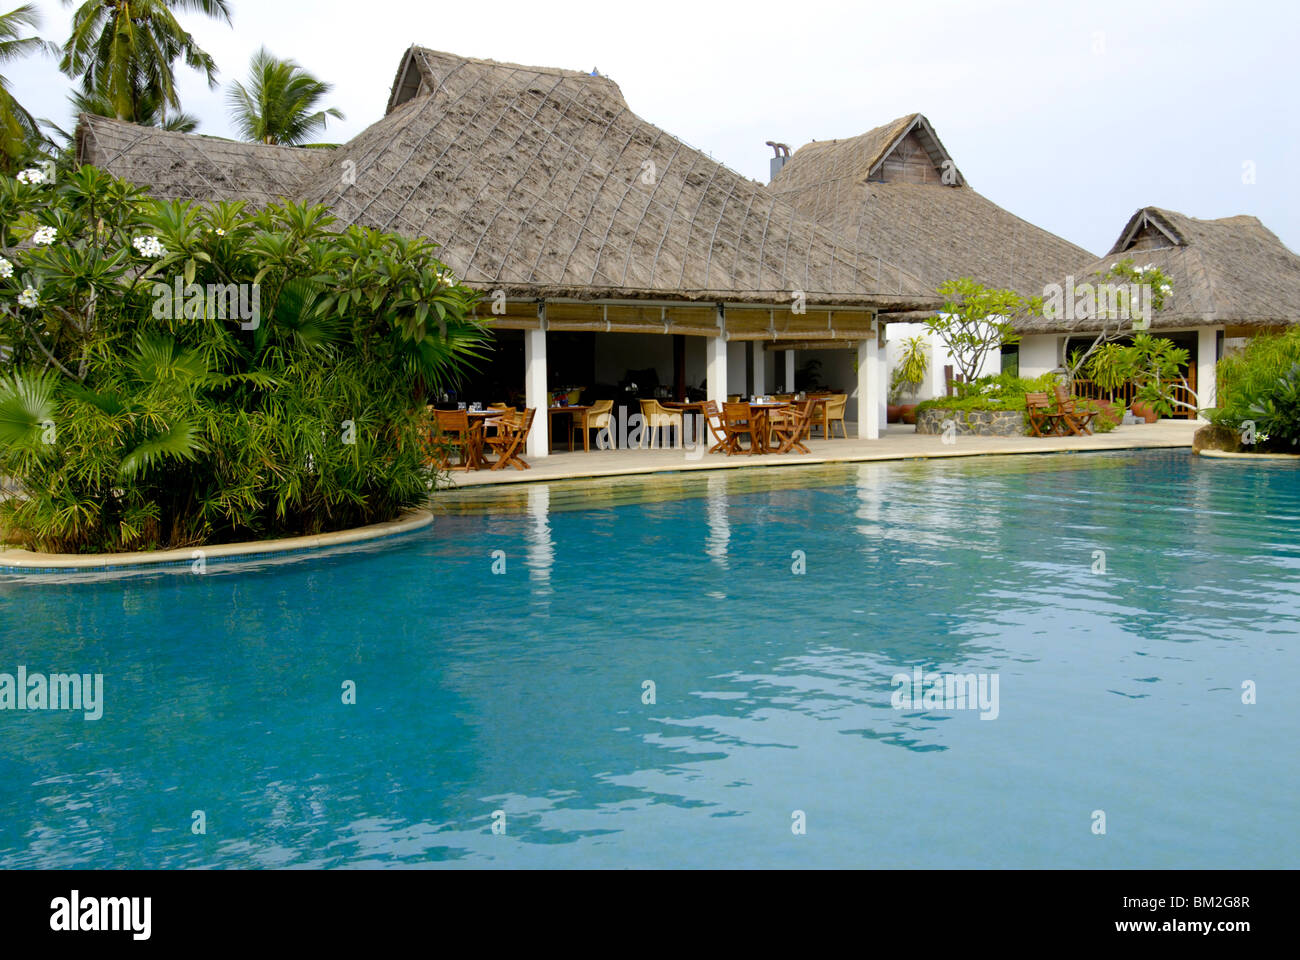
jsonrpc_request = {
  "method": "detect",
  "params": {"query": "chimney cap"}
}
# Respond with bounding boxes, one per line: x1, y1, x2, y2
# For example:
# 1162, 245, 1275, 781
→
765, 141, 791, 158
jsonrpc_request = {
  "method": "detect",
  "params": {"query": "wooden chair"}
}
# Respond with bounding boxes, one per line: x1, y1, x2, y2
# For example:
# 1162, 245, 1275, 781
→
572, 398, 613, 449
483, 404, 514, 439
638, 398, 684, 448
1052, 384, 1096, 436
769, 399, 817, 454
702, 400, 729, 453
431, 409, 480, 470
720, 402, 757, 455
1025, 393, 1065, 437
485, 408, 535, 470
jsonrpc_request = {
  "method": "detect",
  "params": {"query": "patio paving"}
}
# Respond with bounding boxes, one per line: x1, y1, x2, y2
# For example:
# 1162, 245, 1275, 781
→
446, 420, 1200, 487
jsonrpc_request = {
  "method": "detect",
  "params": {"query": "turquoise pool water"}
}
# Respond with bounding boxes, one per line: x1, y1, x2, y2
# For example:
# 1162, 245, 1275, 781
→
1, 449, 1297, 868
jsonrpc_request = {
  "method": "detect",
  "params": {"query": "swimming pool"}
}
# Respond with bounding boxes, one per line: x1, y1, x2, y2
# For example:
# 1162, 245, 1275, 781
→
1, 449, 1296, 868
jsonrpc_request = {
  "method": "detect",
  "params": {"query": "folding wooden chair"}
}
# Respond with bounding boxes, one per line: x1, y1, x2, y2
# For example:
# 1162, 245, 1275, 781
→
702, 400, 729, 453
1025, 393, 1065, 437
720, 402, 757, 455
1052, 384, 1096, 436
484, 408, 535, 470
430, 409, 482, 470
769, 399, 817, 454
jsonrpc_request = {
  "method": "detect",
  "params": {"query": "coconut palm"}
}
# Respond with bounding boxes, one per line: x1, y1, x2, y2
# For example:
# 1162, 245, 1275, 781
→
71, 87, 199, 133
0, 4, 57, 169
59, 0, 232, 126
226, 47, 344, 146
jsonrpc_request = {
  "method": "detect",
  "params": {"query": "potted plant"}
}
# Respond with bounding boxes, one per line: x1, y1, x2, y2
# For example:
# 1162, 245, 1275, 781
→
1086, 337, 1194, 423
1083, 343, 1155, 422
890, 334, 929, 424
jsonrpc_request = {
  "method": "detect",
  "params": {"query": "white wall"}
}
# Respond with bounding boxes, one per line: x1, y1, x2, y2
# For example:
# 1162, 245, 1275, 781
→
1018, 334, 1061, 378
885, 321, 1003, 401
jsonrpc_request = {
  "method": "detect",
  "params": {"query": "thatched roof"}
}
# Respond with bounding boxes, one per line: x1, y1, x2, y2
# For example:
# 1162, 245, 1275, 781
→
77, 114, 328, 207
1017, 207, 1300, 333
769, 113, 1094, 300
76, 48, 936, 312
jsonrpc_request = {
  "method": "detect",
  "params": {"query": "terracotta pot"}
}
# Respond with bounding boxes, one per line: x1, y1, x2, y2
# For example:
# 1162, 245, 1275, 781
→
887, 404, 904, 423
899, 404, 919, 425
1129, 402, 1158, 424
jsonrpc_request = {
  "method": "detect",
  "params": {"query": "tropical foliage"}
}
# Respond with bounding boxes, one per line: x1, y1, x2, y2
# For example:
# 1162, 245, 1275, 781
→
1207, 327, 1300, 450
0, 165, 489, 553
70, 86, 199, 133
1083, 333, 1196, 417
1060, 258, 1175, 382
0, 4, 55, 172
888, 333, 928, 404
60, 0, 232, 127
925, 278, 1039, 385
914, 371, 1120, 433
226, 47, 344, 146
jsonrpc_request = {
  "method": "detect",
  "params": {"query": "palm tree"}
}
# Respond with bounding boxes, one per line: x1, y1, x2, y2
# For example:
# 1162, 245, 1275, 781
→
0, 4, 56, 170
71, 87, 199, 133
59, 0, 232, 126
226, 47, 344, 146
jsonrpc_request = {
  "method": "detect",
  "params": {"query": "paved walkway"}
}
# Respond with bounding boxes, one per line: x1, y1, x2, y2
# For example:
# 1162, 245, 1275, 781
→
448, 420, 1200, 488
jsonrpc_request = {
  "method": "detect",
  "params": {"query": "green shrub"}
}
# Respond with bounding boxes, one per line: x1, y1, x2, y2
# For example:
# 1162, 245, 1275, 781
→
1208, 328, 1300, 428
1247, 361, 1300, 448
0, 166, 490, 553
917, 371, 1060, 414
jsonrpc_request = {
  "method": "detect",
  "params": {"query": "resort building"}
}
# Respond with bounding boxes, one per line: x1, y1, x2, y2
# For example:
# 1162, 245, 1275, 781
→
1015, 206, 1300, 415
77, 47, 940, 456
768, 113, 1093, 403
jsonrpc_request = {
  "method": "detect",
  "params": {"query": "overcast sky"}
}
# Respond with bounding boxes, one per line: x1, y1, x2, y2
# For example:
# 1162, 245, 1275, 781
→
9, 0, 1298, 258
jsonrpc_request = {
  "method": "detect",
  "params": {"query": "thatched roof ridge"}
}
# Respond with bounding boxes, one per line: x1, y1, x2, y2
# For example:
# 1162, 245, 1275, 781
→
770, 114, 1093, 297
75, 49, 936, 311
1016, 206, 1300, 333
76, 114, 329, 207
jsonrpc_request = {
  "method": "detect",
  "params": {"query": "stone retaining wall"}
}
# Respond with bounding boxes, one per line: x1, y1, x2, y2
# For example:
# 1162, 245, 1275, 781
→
915, 408, 1026, 436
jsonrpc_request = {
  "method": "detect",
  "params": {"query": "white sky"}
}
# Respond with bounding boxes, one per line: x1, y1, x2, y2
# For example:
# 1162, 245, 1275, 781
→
9, 0, 1299, 258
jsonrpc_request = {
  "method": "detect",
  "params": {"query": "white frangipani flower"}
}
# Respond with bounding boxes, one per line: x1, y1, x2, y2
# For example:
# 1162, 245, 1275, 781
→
32, 226, 57, 245
17, 286, 39, 308
0, 257, 12, 279
132, 235, 167, 258
15, 167, 45, 185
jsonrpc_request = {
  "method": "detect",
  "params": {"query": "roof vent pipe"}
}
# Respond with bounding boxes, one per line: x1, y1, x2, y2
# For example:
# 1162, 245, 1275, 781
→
766, 141, 791, 181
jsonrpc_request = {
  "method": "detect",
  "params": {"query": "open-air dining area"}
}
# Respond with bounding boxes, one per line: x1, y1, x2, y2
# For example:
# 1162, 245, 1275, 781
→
423, 325, 867, 471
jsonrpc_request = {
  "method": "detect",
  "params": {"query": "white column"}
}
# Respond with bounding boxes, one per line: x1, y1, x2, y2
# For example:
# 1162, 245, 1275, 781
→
1197, 327, 1218, 417
707, 308, 728, 405
785, 350, 796, 393
858, 331, 881, 439
525, 311, 548, 458
752, 342, 766, 397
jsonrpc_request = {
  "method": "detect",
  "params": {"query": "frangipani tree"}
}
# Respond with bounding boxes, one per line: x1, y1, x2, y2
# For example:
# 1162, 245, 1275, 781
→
1059, 258, 1175, 383
924, 277, 1039, 386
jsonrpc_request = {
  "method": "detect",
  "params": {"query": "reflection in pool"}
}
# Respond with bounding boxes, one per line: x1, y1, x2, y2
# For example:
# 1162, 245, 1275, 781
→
1, 450, 1297, 867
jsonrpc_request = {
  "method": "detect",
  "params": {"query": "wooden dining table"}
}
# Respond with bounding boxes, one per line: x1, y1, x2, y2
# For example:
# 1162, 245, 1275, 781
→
547, 405, 592, 451
745, 402, 789, 454
462, 409, 504, 469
